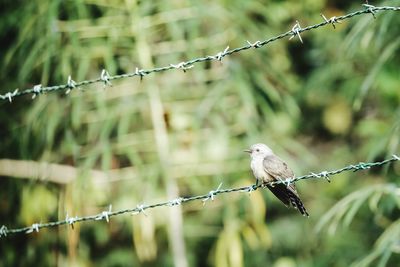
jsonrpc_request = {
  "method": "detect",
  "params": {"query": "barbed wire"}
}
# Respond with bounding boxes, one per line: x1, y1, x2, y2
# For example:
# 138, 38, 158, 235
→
0, 155, 398, 238
1, 4, 399, 102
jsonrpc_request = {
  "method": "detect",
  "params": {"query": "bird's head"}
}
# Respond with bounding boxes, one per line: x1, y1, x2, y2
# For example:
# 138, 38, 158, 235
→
244, 143, 273, 158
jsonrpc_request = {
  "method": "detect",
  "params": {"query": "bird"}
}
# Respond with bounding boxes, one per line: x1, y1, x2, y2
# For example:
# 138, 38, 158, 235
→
244, 143, 309, 216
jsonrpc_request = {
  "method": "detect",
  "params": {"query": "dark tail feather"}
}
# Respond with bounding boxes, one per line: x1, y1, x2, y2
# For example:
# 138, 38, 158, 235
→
266, 184, 290, 206
267, 184, 309, 217
287, 190, 309, 217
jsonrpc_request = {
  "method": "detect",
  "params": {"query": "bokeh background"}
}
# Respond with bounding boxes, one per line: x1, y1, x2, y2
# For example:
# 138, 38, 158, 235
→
1, 0, 399, 266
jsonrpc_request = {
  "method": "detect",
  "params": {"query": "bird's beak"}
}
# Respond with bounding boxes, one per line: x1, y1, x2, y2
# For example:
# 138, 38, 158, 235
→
243, 149, 252, 153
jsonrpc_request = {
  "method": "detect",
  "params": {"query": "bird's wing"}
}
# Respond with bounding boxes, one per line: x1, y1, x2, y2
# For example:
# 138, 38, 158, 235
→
263, 154, 309, 216
263, 154, 298, 196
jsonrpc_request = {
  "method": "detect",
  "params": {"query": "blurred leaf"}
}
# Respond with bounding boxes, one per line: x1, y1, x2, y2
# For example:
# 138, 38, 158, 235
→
322, 99, 352, 135
316, 184, 398, 234
20, 185, 57, 225
352, 219, 400, 267
354, 38, 400, 110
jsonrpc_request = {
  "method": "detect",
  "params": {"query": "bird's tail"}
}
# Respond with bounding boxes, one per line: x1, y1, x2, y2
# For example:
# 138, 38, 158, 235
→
287, 190, 309, 217
267, 184, 309, 217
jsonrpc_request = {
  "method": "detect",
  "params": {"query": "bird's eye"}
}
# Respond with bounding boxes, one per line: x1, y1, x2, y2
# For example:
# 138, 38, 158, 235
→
256, 149, 260, 152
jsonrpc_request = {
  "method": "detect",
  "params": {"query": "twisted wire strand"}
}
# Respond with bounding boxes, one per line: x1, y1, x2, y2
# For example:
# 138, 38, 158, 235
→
1, 5, 399, 102
0, 155, 398, 238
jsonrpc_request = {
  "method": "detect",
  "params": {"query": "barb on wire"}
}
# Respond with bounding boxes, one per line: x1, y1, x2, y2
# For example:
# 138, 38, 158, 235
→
100, 69, 112, 88
65, 76, 77, 95
170, 62, 194, 72
26, 223, 40, 234
132, 204, 147, 216
135, 67, 147, 81
96, 205, 112, 223
213, 46, 230, 61
363, 4, 377, 19
320, 14, 341, 29
65, 213, 78, 229
0, 89, 18, 102
0, 225, 8, 237
168, 197, 184, 207
0, 155, 398, 238
246, 40, 262, 48
31, 85, 42, 99
243, 184, 257, 194
202, 182, 223, 205
289, 20, 303, 43
310, 171, 331, 182
1, 5, 399, 102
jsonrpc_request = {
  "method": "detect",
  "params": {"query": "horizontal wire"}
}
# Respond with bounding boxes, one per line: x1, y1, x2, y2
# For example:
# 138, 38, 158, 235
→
1, 5, 399, 102
0, 155, 398, 238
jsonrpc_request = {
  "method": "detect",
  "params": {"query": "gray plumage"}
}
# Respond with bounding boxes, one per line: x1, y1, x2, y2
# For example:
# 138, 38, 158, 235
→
245, 143, 309, 217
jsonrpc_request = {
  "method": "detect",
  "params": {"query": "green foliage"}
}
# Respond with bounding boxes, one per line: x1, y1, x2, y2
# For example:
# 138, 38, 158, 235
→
0, 0, 399, 266
316, 184, 400, 267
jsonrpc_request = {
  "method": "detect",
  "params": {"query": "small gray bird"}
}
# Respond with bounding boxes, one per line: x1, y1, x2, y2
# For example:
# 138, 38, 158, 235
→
245, 143, 309, 216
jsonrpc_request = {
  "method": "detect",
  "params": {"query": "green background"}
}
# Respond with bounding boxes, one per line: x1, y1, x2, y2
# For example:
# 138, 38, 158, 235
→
0, 0, 399, 266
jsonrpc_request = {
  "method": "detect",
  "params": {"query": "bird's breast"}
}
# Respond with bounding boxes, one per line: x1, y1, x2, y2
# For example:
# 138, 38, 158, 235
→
251, 157, 269, 181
